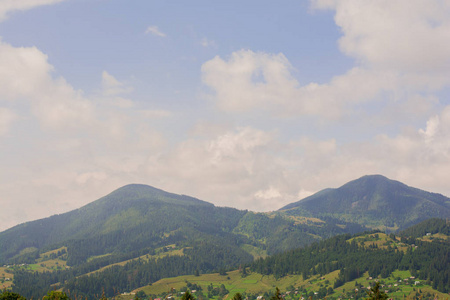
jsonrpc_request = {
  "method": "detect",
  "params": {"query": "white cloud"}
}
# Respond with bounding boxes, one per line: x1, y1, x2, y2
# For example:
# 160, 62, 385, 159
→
0, 40, 95, 129
101, 71, 133, 97
0, 41, 53, 100
0, 40, 173, 230
189, 121, 231, 138
75, 171, 108, 185
311, 0, 450, 93
0, 107, 16, 135
313, 0, 450, 73
0, 0, 66, 21
365, 107, 450, 193
297, 189, 314, 200
138, 107, 450, 215
203, 1, 450, 119
145, 25, 166, 37
3, 0, 450, 233
254, 187, 282, 200
419, 115, 440, 141
201, 50, 398, 118
98, 71, 135, 109
202, 50, 301, 114
139, 127, 310, 212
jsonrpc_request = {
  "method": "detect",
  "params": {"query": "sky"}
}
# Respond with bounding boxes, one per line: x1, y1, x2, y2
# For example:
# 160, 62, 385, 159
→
1, 0, 450, 231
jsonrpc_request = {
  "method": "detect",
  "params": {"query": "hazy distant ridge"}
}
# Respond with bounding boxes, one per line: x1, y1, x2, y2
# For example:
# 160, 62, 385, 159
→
280, 175, 450, 230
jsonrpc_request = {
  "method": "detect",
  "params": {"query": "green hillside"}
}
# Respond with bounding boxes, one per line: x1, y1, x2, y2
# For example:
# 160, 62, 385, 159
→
0, 183, 367, 299
250, 219, 449, 294
0, 184, 248, 266
121, 220, 450, 300
5, 218, 450, 299
280, 175, 450, 230
131, 269, 449, 300
2, 178, 449, 299
0, 182, 369, 267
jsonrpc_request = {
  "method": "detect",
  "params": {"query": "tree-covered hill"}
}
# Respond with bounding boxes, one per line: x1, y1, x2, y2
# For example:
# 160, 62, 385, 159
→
280, 175, 450, 230
0, 184, 246, 265
2, 179, 449, 299
250, 219, 450, 294
0, 183, 364, 268
399, 217, 450, 238
10, 219, 448, 300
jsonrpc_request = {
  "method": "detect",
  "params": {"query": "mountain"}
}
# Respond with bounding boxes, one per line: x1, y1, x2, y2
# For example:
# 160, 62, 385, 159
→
2, 178, 449, 299
280, 175, 450, 230
1, 184, 368, 299
0, 183, 361, 267
0, 184, 246, 265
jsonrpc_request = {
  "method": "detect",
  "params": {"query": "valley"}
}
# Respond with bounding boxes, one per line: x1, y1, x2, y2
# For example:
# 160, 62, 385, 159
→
0, 176, 449, 299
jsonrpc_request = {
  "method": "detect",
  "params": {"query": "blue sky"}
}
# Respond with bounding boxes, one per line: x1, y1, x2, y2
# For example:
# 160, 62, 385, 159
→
1, 0, 450, 230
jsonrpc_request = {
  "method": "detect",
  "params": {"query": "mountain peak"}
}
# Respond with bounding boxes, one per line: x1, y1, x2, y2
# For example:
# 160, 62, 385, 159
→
95, 183, 211, 207
108, 183, 169, 195
280, 174, 450, 230
342, 174, 403, 187
360, 174, 388, 179
338, 174, 406, 193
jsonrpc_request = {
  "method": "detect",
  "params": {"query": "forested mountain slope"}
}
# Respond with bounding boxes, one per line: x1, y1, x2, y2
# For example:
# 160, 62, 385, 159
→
0, 184, 246, 265
280, 175, 450, 230
10, 219, 448, 300
251, 219, 450, 294
1, 180, 449, 299
0, 183, 363, 267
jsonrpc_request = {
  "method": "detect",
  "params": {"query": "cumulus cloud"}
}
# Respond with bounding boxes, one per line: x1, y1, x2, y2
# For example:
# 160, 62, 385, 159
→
313, 0, 450, 72
192, 0, 450, 212
142, 120, 450, 213
201, 50, 398, 118
0, 0, 66, 21
278, 105, 450, 201
363, 107, 450, 193
145, 25, 166, 37
0, 40, 171, 230
202, 1, 450, 119
0, 40, 95, 129
313, 0, 450, 91
202, 50, 298, 113
141, 127, 304, 211
4, 0, 450, 232
0, 41, 53, 100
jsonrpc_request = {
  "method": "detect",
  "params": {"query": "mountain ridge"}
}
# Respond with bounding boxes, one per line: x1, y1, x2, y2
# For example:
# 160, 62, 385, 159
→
2, 182, 357, 267
1, 175, 449, 267
0, 184, 241, 265
280, 174, 450, 230
2, 176, 449, 299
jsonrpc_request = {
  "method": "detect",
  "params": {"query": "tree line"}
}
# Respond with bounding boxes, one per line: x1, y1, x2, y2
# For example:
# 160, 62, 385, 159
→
250, 230, 449, 293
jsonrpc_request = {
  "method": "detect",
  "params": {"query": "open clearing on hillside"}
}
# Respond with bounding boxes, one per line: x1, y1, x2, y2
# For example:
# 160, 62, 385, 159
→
132, 268, 449, 300
85, 247, 185, 276
137, 270, 309, 296
0, 267, 14, 290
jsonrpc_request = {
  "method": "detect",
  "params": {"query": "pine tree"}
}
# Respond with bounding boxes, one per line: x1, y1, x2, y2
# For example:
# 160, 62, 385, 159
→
233, 293, 243, 300
181, 290, 195, 300
365, 282, 388, 300
271, 288, 283, 300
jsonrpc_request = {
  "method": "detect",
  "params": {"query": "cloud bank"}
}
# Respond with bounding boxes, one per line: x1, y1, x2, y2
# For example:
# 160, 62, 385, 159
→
0, 0, 66, 21
2, 0, 450, 231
